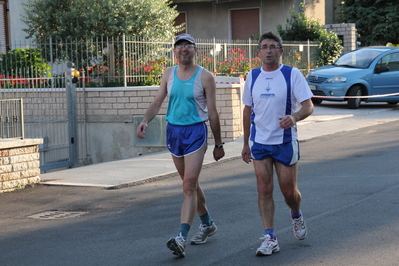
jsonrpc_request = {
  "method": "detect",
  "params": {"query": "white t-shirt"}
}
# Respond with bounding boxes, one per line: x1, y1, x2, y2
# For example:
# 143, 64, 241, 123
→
242, 64, 313, 145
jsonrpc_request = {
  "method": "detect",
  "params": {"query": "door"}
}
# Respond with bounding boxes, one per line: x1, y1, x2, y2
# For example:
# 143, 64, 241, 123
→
372, 52, 399, 101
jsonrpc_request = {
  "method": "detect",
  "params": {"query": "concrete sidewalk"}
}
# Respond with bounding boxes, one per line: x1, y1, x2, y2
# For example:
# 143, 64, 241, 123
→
39, 105, 399, 188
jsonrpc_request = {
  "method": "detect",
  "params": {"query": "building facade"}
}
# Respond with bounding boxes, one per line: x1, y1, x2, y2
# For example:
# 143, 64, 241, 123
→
171, 0, 342, 40
2, 0, 355, 54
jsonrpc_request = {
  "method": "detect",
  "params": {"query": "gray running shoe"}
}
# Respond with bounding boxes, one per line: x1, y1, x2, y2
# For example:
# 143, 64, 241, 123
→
256, 234, 280, 256
190, 223, 218, 245
167, 234, 186, 257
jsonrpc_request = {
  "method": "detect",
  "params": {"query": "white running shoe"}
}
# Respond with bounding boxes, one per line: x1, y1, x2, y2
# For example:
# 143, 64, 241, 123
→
190, 223, 218, 245
292, 212, 307, 240
256, 234, 280, 256
167, 234, 186, 257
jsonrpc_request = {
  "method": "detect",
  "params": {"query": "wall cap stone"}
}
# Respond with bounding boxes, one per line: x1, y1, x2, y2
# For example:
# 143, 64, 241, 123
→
0, 139, 43, 149
77, 84, 242, 91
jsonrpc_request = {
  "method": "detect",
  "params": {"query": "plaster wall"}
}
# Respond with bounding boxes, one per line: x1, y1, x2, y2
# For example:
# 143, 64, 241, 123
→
9, 0, 30, 41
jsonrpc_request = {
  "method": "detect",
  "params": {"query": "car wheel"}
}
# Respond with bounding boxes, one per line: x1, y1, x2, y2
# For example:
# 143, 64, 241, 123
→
386, 101, 399, 105
347, 85, 362, 109
311, 98, 323, 104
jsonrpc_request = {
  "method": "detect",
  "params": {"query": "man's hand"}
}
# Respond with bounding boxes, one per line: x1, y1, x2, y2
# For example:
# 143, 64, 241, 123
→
213, 147, 225, 161
136, 123, 148, 138
279, 115, 296, 130
241, 145, 252, 164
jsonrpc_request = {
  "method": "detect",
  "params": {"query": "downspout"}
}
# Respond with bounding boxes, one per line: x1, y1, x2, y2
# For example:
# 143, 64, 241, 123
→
259, 0, 263, 34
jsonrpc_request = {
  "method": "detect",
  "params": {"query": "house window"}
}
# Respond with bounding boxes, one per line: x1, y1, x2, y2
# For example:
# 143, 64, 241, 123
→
231, 8, 259, 40
174, 12, 186, 35
338, 35, 344, 47
0, 0, 7, 53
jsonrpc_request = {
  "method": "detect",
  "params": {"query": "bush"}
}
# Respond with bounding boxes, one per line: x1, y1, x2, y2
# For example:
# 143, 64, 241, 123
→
0, 48, 52, 88
277, 4, 343, 67
197, 48, 262, 77
0, 48, 51, 77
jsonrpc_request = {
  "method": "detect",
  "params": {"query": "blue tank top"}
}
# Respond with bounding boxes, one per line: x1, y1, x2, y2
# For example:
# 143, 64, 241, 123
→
166, 65, 208, 125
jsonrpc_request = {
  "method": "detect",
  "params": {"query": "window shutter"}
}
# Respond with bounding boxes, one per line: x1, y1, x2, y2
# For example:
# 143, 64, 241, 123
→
231, 9, 259, 40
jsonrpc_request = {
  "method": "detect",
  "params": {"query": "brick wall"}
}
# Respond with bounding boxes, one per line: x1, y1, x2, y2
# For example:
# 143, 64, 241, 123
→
0, 139, 43, 192
10, 83, 244, 142
1, 81, 244, 165
83, 84, 243, 141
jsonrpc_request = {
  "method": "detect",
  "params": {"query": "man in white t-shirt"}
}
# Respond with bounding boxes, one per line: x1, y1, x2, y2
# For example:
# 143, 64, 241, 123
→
241, 31, 314, 256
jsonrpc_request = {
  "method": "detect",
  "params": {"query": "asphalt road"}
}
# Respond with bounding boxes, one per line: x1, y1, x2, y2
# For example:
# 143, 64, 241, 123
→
1, 106, 399, 266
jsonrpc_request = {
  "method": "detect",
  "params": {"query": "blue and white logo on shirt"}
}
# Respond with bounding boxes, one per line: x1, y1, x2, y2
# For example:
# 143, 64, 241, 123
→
260, 83, 276, 99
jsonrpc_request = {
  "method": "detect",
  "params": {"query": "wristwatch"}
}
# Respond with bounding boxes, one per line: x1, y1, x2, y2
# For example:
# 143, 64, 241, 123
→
215, 142, 225, 149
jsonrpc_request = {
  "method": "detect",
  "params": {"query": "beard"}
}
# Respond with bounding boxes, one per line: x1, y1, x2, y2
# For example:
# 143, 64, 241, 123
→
177, 52, 195, 65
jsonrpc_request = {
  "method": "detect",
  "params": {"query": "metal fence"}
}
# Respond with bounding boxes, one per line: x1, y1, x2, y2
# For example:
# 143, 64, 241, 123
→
0, 71, 88, 172
0, 98, 24, 139
0, 36, 319, 172
0, 36, 319, 89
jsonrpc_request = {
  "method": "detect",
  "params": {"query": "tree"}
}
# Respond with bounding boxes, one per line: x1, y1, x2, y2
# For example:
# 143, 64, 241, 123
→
22, 0, 181, 40
338, 0, 399, 46
21, 0, 182, 85
277, 4, 343, 67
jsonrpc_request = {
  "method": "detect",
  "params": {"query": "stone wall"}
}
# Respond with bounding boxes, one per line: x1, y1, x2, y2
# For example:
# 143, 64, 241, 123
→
324, 23, 357, 54
0, 139, 43, 192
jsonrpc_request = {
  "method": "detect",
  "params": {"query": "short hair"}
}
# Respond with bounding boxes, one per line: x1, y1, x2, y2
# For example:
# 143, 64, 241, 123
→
258, 31, 283, 49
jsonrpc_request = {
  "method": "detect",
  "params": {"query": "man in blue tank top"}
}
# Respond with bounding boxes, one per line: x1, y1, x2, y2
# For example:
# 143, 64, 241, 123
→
241, 32, 314, 256
136, 33, 225, 258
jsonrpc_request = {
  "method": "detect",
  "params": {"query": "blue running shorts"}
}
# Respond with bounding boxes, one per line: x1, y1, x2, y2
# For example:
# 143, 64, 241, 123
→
166, 122, 207, 157
250, 140, 300, 166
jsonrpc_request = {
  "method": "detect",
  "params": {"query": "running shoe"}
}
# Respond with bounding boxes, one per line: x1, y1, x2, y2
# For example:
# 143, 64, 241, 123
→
256, 234, 280, 256
292, 212, 307, 240
190, 223, 218, 245
167, 234, 186, 257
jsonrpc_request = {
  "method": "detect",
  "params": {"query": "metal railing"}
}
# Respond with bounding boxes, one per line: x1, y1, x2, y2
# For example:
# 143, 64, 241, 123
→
0, 36, 319, 89
0, 98, 24, 139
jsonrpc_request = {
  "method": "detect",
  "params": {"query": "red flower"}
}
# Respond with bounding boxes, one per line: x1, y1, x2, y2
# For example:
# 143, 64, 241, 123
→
80, 77, 90, 83
144, 66, 153, 72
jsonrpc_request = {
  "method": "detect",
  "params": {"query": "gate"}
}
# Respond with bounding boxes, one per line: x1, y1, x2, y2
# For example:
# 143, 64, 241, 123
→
0, 64, 88, 172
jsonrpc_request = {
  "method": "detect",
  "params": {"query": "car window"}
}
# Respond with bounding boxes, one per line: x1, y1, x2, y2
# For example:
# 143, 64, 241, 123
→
335, 49, 387, 68
375, 52, 399, 72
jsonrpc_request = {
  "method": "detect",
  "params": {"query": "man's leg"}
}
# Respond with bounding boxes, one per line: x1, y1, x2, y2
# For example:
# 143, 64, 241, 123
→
253, 158, 275, 229
175, 145, 217, 245
196, 183, 214, 226
172, 146, 208, 218
196, 184, 208, 217
176, 144, 206, 226
275, 162, 307, 240
190, 179, 218, 245
167, 145, 206, 257
275, 162, 301, 213
253, 158, 280, 256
